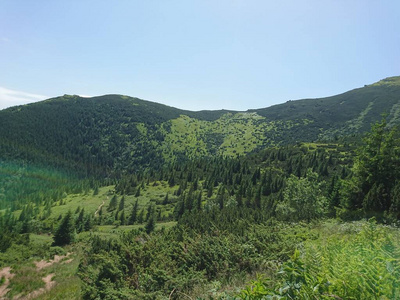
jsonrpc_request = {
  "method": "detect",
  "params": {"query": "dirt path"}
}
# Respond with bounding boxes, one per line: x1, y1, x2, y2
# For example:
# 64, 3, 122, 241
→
0, 253, 73, 300
94, 198, 106, 216
15, 274, 56, 300
0, 267, 15, 299
34, 253, 71, 271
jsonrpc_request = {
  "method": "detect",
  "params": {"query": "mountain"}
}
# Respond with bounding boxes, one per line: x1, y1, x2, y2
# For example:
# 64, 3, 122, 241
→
0, 76, 399, 176
252, 76, 400, 141
1, 77, 400, 300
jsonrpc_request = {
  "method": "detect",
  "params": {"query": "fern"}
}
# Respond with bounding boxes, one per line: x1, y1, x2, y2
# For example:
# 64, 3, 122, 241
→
239, 219, 400, 300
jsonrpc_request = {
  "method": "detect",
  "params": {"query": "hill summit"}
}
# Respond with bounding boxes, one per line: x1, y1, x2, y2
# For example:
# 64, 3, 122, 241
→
0, 76, 399, 174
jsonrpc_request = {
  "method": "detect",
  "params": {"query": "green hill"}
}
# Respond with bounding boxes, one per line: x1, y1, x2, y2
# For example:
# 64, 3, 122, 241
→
1, 77, 400, 299
0, 76, 399, 176
252, 76, 400, 141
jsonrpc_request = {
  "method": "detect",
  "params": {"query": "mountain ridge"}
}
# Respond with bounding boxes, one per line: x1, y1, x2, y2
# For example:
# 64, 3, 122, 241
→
1, 77, 400, 299
0, 76, 399, 175
3, 76, 399, 113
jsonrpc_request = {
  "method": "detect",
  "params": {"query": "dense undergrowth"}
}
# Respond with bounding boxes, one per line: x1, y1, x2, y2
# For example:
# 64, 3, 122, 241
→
1, 218, 399, 299
240, 219, 400, 299
1, 118, 400, 299
78, 218, 318, 299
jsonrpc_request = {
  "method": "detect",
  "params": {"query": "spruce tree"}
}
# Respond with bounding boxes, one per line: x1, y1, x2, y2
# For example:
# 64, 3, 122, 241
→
93, 186, 99, 196
107, 195, 118, 212
135, 187, 141, 197
254, 186, 262, 209
162, 193, 169, 205
196, 192, 202, 210
118, 196, 125, 211
145, 214, 155, 234
137, 209, 144, 224
120, 210, 125, 225
53, 211, 75, 246
129, 200, 138, 224
344, 117, 400, 215
76, 208, 85, 233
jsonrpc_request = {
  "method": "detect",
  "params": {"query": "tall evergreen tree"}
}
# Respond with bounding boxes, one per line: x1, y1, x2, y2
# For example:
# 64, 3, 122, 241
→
129, 200, 139, 225
137, 209, 144, 224
76, 208, 85, 233
145, 214, 155, 234
107, 195, 118, 212
120, 210, 125, 225
343, 118, 400, 216
53, 211, 75, 246
118, 196, 125, 211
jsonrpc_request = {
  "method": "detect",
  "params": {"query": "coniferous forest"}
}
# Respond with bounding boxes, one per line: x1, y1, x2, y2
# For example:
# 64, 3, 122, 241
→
1, 78, 400, 299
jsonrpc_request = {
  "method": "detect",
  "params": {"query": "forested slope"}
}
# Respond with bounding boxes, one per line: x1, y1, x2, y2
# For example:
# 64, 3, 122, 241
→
0, 77, 399, 177
0, 77, 400, 299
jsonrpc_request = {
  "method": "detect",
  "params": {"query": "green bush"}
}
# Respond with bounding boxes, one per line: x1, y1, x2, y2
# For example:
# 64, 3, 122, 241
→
239, 219, 400, 299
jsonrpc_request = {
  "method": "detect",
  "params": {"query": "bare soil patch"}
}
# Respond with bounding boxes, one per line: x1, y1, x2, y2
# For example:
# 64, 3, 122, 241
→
2, 253, 74, 299
14, 273, 56, 300
0, 267, 15, 299
94, 199, 106, 216
34, 253, 71, 271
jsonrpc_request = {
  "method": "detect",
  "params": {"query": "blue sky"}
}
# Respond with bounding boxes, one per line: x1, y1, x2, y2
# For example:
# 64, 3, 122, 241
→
0, 1, 399, 111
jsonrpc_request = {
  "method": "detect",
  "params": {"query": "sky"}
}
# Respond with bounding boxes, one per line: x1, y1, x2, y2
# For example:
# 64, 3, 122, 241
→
0, 0, 399, 111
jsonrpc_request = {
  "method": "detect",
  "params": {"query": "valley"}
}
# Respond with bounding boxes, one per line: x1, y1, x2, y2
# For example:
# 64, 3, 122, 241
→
0, 77, 400, 299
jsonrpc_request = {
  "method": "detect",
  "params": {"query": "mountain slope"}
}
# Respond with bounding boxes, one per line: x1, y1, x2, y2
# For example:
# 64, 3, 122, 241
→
0, 77, 399, 176
252, 76, 400, 140
0, 94, 234, 174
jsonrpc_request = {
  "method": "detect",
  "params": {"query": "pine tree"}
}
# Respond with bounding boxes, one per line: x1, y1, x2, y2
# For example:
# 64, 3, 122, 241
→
53, 211, 75, 246
217, 185, 226, 210
236, 193, 243, 207
107, 195, 118, 212
207, 184, 213, 198
344, 117, 400, 215
93, 186, 99, 196
129, 200, 138, 225
162, 193, 169, 205
174, 197, 185, 219
120, 210, 125, 225
118, 196, 125, 211
254, 186, 262, 209
145, 214, 155, 234
76, 208, 85, 233
135, 187, 141, 197
84, 215, 93, 231
146, 204, 154, 222
168, 173, 175, 187
185, 190, 194, 212
137, 209, 144, 224
196, 192, 202, 210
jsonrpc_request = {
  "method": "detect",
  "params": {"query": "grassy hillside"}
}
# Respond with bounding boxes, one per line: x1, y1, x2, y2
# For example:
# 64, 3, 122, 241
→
0, 77, 399, 180
0, 77, 400, 299
252, 76, 400, 140
0, 134, 399, 298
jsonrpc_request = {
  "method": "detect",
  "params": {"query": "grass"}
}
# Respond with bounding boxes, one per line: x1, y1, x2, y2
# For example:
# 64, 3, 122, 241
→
36, 246, 82, 300
30, 234, 53, 245
3, 242, 83, 299
46, 182, 180, 225
95, 221, 176, 232
7, 265, 46, 298
78, 221, 177, 240
36, 276, 81, 300
49, 186, 114, 219
239, 219, 400, 299
160, 113, 303, 159
5, 219, 399, 299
